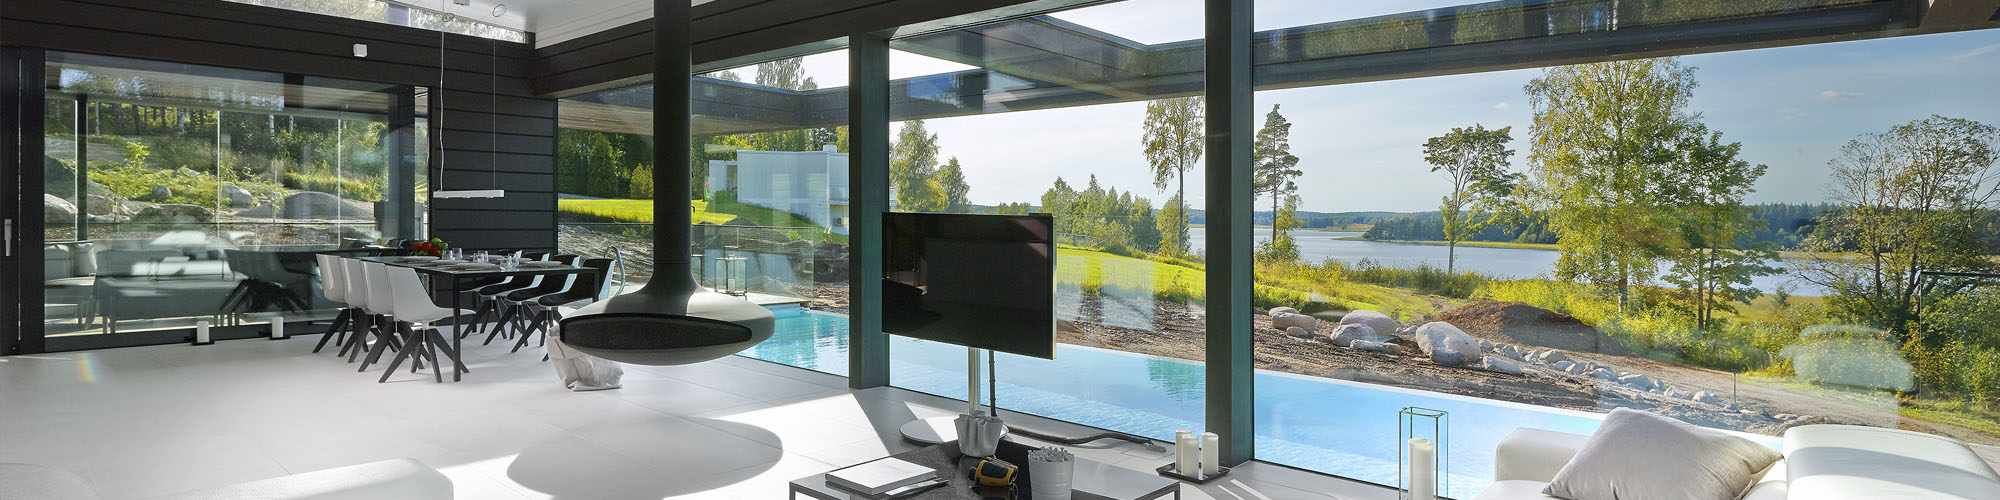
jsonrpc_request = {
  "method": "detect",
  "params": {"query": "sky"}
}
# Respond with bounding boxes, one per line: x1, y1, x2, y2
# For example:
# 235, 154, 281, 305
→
721, 0, 2000, 213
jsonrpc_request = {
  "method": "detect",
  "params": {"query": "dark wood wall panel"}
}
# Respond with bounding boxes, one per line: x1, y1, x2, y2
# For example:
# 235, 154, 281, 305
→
1, 0, 559, 253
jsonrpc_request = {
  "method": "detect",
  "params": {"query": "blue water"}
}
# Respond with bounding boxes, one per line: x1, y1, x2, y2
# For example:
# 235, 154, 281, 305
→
736, 309, 1615, 496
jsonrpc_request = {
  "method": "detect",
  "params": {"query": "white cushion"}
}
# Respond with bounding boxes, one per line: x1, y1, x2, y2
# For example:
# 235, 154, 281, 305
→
0, 463, 100, 500
1541, 408, 1782, 500
1494, 427, 1592, 482
1475, 480, 1561, 500
1784, 424, 2000, 500
142, 458, 451, 500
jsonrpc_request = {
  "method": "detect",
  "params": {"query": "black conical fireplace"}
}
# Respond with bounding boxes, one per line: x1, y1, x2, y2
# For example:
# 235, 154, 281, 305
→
556, 0, 775, 366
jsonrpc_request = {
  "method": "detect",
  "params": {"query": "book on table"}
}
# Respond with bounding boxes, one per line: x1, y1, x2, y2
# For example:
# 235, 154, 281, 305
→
825, 457, 938, 496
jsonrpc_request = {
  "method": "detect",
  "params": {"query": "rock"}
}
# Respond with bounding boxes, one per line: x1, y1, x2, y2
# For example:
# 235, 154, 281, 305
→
1350, 339, 1402, 354
132, 204, 214, 225
1669, 389, 1693, 400
1775, 413, 1801, 421
1329, 323, 1375, 347
1481, 356, 1524, 375
1338, 310, 1401, 336
1536, 349, 1570, 365
1284, 326, 1314, 339
1566, 364, 1592, 376
1619, 373, 1657, 391
1270, 312, 1318, 332
88, 214, 125, 224
175, 167, 201, 177
280, 191, 371, 219
234, 203, 276, 218
1268, 306, 1299, 316
1591, 367, 1618, 380
1495, 345, 1523, 361
44, 194, 77, 224
1434, 298, 1634, 355
1551, 360, 1575, 371
1414, 322, 1480, 366
1693, 391, 1724, 406
86, 194, 118, 215
220, 184, 254, 207
144, 184, 172, 201
44, 156, 78, 196
1478, 339, 1495, 351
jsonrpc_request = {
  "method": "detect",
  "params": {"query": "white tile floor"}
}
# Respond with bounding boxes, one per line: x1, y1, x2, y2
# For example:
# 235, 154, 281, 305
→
0, 333, 1397, 500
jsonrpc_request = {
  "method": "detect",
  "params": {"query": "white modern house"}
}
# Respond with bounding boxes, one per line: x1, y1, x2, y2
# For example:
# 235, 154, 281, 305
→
707, 146, 851, 234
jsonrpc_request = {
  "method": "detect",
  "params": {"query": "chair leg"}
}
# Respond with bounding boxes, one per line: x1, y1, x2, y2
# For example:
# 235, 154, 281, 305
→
427, 328, 470, 375
341, 314, 375, 362
511, 309, 548, 353
312, 308, 350, 353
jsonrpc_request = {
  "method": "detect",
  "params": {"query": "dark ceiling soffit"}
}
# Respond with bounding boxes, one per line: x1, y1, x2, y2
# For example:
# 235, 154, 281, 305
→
563, 0, 1939, 137
529, 0, 1103, 97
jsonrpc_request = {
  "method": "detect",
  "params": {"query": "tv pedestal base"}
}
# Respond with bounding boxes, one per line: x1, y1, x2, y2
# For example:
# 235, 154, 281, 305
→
899, 416, 1009, 445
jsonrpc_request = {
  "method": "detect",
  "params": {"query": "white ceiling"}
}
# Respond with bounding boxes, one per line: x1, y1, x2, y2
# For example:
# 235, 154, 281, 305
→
392, 0, 714, 47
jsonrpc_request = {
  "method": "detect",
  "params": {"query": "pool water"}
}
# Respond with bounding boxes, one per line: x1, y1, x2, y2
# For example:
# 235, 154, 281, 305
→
736, 309, 1610, 497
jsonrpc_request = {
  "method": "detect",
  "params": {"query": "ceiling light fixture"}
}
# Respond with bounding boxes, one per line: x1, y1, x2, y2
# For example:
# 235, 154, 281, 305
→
429, 0, 507, 199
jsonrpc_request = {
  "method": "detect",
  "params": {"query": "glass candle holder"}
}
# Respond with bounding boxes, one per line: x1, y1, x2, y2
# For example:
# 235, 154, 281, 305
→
1399, 406, 1448, 500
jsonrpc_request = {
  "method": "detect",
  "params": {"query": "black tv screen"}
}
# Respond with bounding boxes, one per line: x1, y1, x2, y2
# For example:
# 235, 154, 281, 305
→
882, 212, 1057, 360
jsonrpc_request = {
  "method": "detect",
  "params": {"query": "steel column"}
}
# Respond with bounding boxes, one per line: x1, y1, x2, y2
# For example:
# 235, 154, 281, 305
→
1204, 0, 1254, 466
848, 31, 892, 389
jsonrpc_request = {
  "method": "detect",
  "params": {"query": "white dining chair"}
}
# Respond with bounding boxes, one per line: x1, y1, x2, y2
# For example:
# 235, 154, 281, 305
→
310, 254, 354, 354
379, 266, 472, 383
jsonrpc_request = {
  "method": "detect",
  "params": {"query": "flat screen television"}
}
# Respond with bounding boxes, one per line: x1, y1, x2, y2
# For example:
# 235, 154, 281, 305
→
882, 212, 1057, 360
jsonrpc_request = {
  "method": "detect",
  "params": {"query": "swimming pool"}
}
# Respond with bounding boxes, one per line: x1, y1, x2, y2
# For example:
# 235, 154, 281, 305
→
736, 309, 1610, 497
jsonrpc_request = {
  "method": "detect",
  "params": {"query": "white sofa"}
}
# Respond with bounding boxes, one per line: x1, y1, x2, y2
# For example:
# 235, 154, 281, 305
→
0, 458, 452, 500
1476, 424, 2000, 500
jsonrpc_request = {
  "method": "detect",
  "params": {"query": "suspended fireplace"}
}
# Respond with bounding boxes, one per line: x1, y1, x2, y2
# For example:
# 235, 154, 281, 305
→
556, 0, 775, 366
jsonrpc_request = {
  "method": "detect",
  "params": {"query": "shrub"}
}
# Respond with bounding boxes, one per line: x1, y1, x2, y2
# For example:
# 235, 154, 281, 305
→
1341, 258, 1486, 298
282, 172, 383, 202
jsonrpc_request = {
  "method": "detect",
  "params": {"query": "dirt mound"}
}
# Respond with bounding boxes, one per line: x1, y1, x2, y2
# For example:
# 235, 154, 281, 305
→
1437, 299, 1633, 356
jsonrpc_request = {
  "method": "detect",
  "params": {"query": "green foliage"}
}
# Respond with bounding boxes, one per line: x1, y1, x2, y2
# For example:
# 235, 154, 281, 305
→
1042, 175, 1160, 254
890, 120, 947, 211
283, 172, 382, 202
1423, 123, 1520, 274
1253, 104, 1302, 224
1340, 258, 1487, 298
1142, 97, 1204, 255
938, 157, 972, 213
92, 162, 220, 208
1155, 193, 1187, 257
628, 163, 654, 200
1259, 193, 1302, 263
1800, 116, 2000, 339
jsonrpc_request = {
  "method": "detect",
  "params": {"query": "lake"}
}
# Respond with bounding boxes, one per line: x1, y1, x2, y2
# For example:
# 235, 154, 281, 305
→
1186, 227, 1825, 296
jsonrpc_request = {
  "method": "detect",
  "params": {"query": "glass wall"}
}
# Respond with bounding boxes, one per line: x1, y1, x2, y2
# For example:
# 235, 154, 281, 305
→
553, 43, 853, 375
220, 0, 528, 42
1247, 0, 2000, 496
41, 52, 409, 343
882, 0, 1209, 442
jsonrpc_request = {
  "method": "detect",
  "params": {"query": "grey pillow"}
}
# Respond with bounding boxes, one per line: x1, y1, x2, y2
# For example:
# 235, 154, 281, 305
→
1543, 408, 1783, 500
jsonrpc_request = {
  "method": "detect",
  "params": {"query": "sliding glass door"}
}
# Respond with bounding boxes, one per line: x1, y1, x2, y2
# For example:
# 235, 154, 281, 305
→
10, 51, 419, 352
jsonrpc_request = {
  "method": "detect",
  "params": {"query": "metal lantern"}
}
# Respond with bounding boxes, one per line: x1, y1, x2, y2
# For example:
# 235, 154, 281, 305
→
1399, 406, 1448, 500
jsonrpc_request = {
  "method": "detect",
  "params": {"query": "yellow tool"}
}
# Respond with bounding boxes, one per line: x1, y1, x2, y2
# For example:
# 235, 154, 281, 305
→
969, 456, 1018, 487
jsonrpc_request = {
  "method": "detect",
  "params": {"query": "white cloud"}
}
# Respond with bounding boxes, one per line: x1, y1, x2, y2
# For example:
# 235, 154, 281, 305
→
1492, 101, 1511, 110
1775, 108, 1806, 120
1815, 90, 1863, 100
1950, 42, 2000, 59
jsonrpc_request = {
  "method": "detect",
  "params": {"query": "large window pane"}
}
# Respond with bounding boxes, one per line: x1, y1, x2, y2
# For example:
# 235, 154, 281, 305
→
884, 0, 1208, 443
554, 41, 854, 376
1249, 0, 2000, 496
42, 52, 407, 342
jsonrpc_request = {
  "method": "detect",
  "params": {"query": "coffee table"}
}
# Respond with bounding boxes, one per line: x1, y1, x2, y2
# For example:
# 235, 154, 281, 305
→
790, 439, 1180, 499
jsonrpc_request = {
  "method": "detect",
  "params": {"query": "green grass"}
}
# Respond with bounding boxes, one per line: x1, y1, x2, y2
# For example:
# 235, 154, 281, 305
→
558, 197, 847, 244
1056, 245, 1451, 320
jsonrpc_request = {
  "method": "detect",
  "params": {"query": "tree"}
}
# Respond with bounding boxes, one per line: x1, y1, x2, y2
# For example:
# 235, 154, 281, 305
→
1253, 104, 1303, 221
1524, 57, 1699, 311
628, 163, 654, 200
891, 120, 946, 211
1799, 116, 2000, 338
1142, 97, 1204, 256
1423, 123, 1519, 274
1156, 193, 1189, 257
1658, 124, 1778, 332
1260, 191, 1302, 263
939, 157, 972, 213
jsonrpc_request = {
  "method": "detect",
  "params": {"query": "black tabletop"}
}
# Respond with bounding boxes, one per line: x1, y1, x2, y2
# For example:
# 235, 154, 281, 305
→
791, 439, 1178, 500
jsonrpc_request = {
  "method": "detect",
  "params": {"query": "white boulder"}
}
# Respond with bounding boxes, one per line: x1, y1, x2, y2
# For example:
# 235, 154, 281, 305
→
1414, 322, 1480, 366
1350, 339, 1400, 354
1693, 391, 1724, 406
1481, 356, 1524, 375
1566, 364, 1592, 376
1338, 310, 1401, 337
1270, 312, 1319, 333
1591, 367, 1618, 380
1329, 323, 1376, 347
1284, 326, 1314, 339
1551, 360, 1575, 371
1537, 350, 1570, 365
1619, 373, 1657, 391
1268, 306, 1299, 316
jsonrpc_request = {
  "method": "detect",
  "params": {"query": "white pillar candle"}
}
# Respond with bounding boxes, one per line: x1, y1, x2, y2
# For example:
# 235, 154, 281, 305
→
1409, 438, 1435, 499
1174, 430, 1198, 476
271, 316, 286, 339
195, 320, 211, 345
1200, 432, 1220, 477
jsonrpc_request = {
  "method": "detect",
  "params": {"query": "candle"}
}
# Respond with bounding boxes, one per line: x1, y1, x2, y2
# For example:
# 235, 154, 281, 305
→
1409, 438, 1435, 499
1200, 432, 1219, 477
1175, 430, 1198, 476
195, 320, 211, 345
271, 316, 286, 339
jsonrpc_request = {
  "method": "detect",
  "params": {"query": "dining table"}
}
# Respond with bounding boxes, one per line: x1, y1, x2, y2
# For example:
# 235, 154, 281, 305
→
357, 255, 596, 382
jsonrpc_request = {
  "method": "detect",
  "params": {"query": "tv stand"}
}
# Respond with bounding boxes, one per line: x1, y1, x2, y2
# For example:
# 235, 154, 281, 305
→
899, 346, 1009, 444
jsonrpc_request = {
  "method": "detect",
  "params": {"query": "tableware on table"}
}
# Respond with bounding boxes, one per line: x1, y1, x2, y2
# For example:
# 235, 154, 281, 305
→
519, 260, 565, 268
402, 256, 438, 262
451, 263, 501, 271
1027, 447, 1075, 500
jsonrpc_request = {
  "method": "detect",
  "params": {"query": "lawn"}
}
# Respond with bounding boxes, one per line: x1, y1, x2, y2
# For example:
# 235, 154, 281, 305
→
1056, 245, 1450, 320
558, 197, 846, 243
